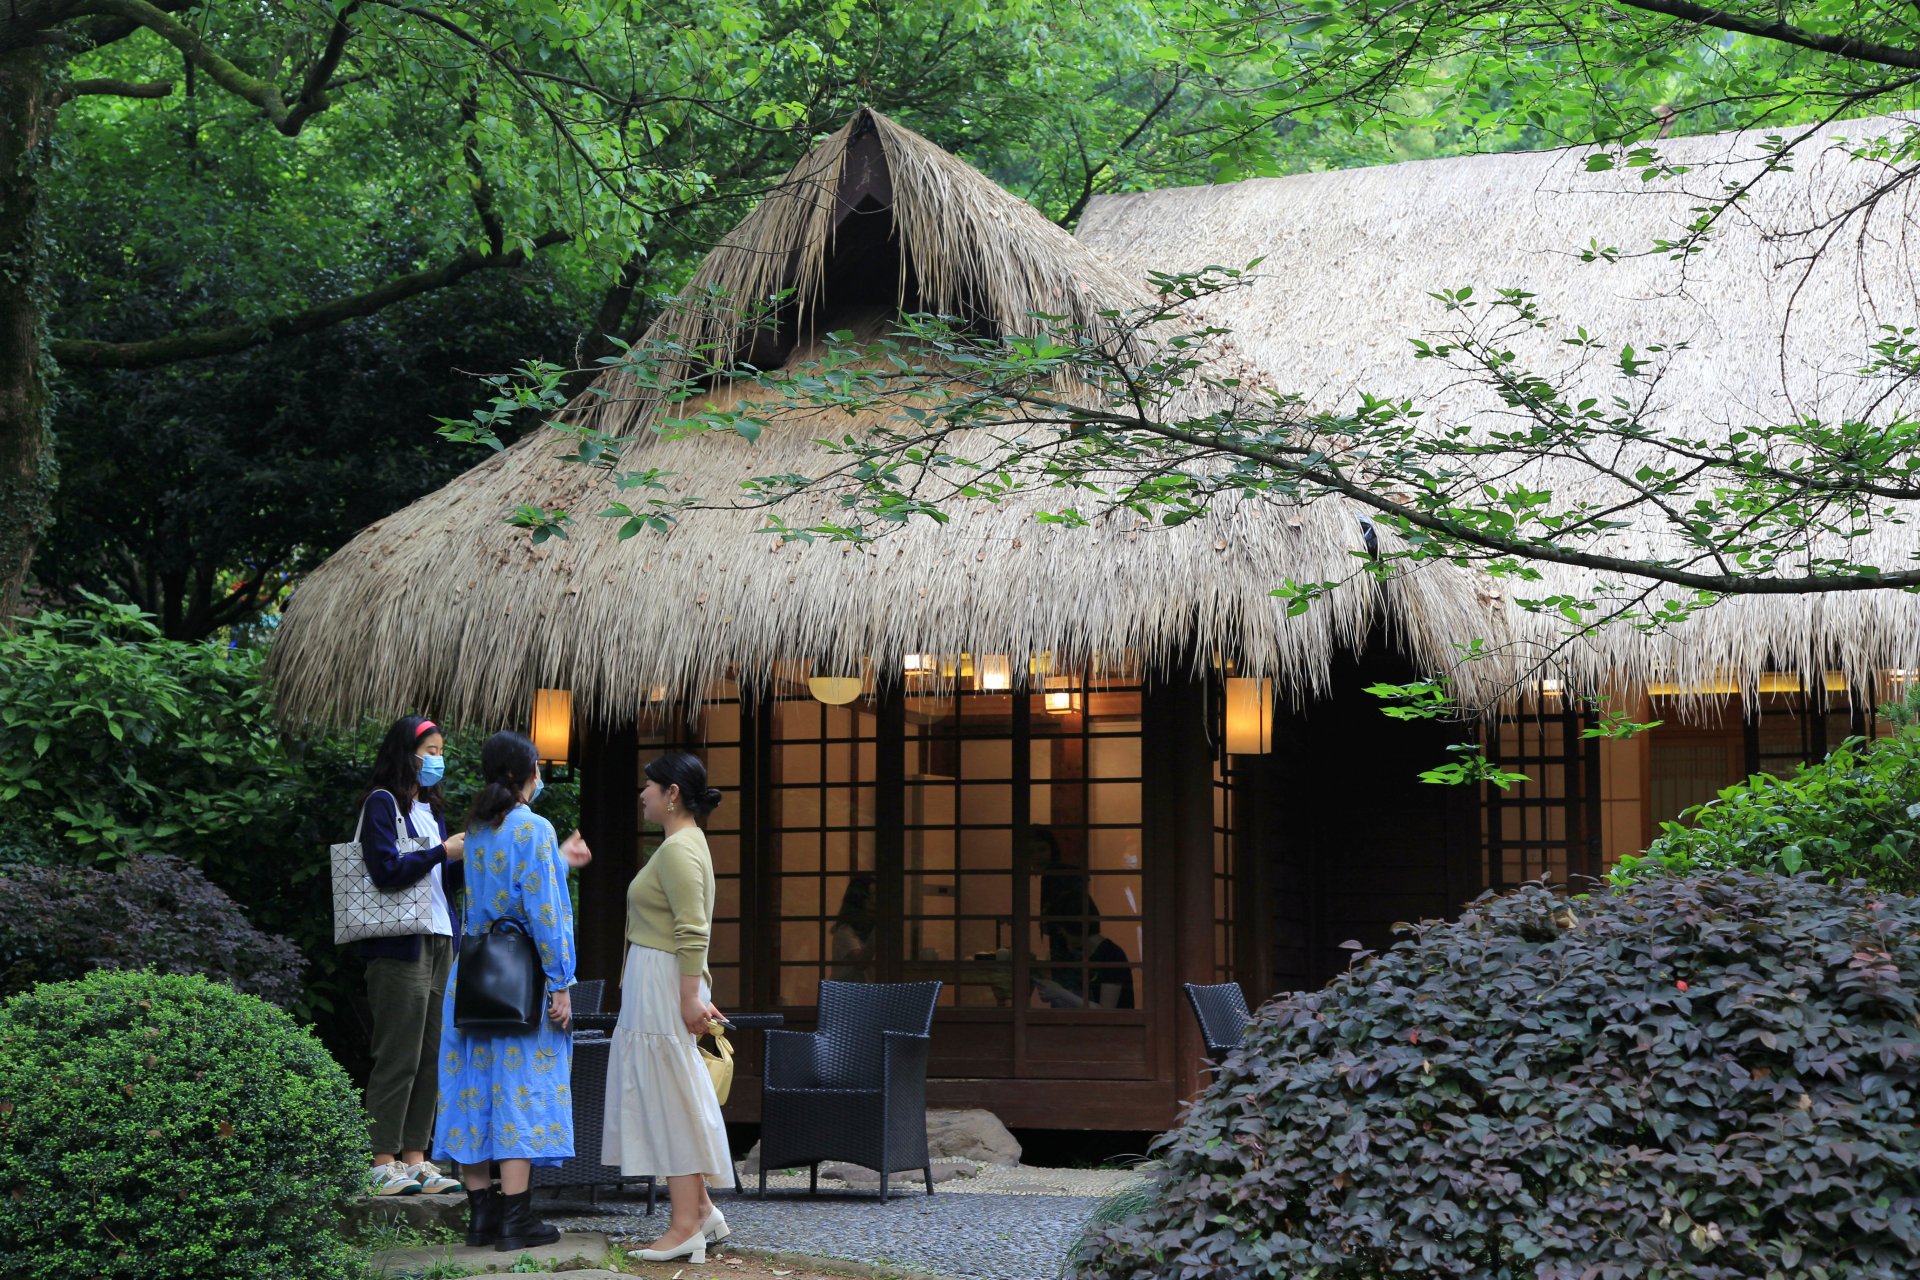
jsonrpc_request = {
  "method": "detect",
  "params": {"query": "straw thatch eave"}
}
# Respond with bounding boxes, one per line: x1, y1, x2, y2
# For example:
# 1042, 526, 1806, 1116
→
1078, 115, 1920, 717
268, 110, 1487, 730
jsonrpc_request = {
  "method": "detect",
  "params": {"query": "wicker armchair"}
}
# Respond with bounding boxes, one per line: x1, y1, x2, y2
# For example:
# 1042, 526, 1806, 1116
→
1182, 981, 1252, 1065
758, 980, 941, 1201
571, 978, 608, 1015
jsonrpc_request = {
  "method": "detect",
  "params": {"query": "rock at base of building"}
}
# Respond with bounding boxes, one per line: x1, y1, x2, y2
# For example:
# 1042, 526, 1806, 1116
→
736, 1106, 1022, 1174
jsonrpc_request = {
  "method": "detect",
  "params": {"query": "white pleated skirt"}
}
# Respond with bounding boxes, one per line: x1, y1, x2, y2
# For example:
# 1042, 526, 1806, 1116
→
601, 944, 733, 1179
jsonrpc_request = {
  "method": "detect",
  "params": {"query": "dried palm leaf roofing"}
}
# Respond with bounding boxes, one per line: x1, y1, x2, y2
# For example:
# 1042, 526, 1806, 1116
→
1078, 114, 1920, 716
270, 109, 1918, 728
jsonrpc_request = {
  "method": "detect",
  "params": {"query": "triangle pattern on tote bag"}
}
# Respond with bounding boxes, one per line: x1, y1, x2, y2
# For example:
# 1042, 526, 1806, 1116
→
331, 790, 442, 945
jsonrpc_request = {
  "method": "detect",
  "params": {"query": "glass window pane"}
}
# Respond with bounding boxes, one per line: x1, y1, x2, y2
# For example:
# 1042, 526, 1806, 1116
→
773, 698, 821, 740
780, 831, 821, 872
779, 743, 821, 784
779, 875, 822, 917
1089, 736, 1141, 778
958, 827, 1011, 870
776, 787, 822, 828
1087, 782, 1142, 826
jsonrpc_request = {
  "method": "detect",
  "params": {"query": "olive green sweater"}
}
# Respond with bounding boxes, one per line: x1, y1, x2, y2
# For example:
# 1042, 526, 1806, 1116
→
625, 825, 716, 978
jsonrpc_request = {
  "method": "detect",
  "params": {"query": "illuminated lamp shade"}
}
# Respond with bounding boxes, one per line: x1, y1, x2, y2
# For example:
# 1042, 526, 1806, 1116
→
1043, 675, 1080, 715
1224, 676, 1273, 755
531, 688, 574, 766
809, 675, 864, 706
903, 653, 936, 676
979, 654, 1013, 691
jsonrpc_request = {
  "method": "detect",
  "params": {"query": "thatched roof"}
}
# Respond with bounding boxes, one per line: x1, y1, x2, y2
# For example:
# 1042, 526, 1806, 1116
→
1078, 115, 1920, 712
269, 109, 1488, 728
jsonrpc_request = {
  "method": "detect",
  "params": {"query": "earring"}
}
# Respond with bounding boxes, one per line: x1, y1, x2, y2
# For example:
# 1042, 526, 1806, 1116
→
667, 802, 676, 813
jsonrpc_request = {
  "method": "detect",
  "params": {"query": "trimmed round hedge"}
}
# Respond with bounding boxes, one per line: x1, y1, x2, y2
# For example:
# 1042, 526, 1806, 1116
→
1075, 871, 1920, 1279
0, 970, 363, 1279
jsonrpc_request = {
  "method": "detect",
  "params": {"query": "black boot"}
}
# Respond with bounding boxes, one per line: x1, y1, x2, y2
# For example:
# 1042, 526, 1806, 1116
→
464, 1186, 500, 1248
494, 1189, 560, 1252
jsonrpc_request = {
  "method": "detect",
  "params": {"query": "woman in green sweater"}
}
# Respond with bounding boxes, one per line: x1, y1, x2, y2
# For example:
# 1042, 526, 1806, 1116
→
603, 751, 733, 1265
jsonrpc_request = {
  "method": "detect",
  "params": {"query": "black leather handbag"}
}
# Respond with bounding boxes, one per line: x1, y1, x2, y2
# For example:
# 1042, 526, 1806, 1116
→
453, 917, 544, 1034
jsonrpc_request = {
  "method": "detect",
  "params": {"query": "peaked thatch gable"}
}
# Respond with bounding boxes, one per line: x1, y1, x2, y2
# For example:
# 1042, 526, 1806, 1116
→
268, 110, 1483, 728
1079, 116, 1920, 711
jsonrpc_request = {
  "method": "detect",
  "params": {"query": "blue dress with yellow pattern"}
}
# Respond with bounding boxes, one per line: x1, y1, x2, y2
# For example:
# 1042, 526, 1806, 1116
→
431, 803, 576, 1167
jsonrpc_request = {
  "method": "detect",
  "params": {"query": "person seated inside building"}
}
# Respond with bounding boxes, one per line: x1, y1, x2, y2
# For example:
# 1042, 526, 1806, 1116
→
830, 871, 877, 981
1033, 860, 1135, 1010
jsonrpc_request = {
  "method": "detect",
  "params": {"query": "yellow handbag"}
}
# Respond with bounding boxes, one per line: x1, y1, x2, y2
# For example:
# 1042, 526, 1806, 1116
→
700, 1020, 734, 1105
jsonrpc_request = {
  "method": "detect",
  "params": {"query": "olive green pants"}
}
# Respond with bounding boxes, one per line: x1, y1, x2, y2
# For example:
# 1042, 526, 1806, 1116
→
364, 935, 452, 1157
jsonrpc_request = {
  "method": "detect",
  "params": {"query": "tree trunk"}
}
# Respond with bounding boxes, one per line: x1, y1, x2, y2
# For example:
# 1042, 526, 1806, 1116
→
0, 46, 52, 627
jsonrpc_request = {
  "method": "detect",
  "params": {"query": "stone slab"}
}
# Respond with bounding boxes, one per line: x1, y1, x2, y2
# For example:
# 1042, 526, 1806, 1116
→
372, 1229, 608, 1275
817, 1159, 976, 1186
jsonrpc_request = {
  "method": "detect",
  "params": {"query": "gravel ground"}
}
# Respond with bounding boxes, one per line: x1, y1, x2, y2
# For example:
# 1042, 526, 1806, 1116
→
542, 1165, 1149, 1280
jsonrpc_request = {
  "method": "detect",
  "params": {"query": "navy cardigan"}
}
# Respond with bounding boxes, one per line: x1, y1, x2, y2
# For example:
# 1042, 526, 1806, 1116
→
356, 790, 464, 963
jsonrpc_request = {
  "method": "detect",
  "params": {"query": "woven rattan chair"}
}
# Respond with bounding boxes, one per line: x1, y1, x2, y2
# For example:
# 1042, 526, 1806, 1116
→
528, 1035, 656, 1210
758, 980, 941, 1201
1182, 981, 1252, 1065
570, 978, 607, 1015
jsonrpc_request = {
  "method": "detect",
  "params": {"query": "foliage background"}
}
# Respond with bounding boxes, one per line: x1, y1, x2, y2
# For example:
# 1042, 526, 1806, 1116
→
0, 601, 583, 1074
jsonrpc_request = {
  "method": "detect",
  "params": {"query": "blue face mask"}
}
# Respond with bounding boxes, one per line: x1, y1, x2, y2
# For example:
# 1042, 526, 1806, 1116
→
531, 775, 544, 804
416, 752, 446, 789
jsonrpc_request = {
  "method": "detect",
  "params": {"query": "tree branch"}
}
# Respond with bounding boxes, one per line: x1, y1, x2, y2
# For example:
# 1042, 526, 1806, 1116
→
1038, 398, 1920, 595
75, 0, 351, 135
51, 75, 172, 105
1621, 0, 1920, 71
50, 232, 569, 369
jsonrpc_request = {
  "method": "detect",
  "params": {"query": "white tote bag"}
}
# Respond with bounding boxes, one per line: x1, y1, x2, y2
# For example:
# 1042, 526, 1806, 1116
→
331, 790, 441, 945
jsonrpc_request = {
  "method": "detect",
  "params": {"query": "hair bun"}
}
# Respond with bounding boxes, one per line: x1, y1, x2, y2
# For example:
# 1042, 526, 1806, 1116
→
701, 788, 723, 810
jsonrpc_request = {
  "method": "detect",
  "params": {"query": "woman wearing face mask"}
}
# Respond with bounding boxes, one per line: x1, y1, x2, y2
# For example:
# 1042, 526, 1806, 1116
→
358, 715, 468, 1197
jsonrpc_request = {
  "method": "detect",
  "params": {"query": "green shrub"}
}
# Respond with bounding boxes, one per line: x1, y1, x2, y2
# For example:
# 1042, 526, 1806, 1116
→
0, 600, 298, 862
1612, 728, 1920, 893
0, 970, 363, 1280
1073, 871, 1920, 1279
0, 855, 303, 1005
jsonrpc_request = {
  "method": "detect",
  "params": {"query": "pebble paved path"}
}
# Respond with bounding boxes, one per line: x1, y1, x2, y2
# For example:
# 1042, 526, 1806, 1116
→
544, 1165, 1147, 1280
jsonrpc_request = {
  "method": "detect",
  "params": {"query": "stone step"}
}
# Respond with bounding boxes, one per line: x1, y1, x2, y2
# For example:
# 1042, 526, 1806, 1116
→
369, 1228, 608, 1275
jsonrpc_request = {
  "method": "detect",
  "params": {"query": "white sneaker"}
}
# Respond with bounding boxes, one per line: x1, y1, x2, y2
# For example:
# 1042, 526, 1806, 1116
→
404, 1160, 462, 1194
366, 1161, 421, 1196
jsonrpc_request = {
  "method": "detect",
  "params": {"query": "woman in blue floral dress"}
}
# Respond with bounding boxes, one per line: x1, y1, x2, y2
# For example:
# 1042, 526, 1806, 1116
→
432, 730, 580, 1252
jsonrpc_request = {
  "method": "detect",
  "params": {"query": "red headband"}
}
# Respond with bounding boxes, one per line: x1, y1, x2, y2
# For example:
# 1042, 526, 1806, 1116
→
414, 720, 439, 738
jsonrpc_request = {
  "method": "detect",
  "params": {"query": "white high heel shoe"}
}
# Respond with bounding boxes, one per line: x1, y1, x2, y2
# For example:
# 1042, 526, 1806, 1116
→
630, 1230, 706, 1265
702, 1205, 731, 1242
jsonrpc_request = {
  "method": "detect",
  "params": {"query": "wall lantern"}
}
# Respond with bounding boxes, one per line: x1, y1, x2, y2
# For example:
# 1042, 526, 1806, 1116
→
979, 654, 1013, 691
531, 688, 574, 768
1224, 676, 1273, 755
1043, 675, 1080, 715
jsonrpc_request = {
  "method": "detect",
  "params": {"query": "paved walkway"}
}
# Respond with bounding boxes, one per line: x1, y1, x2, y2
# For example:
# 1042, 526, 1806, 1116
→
543, 1165, 1149, 1280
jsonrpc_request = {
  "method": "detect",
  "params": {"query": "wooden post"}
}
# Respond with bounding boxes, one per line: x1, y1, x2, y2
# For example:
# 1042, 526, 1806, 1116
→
575, 719, 638, 982
1145, 666, 1216, 1108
